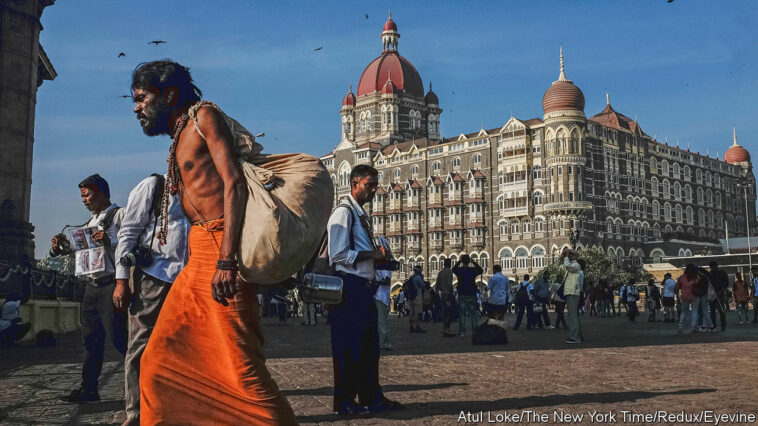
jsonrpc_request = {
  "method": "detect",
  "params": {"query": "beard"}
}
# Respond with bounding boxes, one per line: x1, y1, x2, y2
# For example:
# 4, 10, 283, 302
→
138, 100, 172, 136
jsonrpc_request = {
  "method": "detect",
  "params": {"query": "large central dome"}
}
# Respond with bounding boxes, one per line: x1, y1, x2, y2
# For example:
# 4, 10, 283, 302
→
356, 14, 424, 97
357, 52, 424, 97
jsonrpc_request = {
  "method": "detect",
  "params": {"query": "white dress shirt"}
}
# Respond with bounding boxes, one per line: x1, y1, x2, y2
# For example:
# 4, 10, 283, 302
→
84, 203, 124, 281
328, 194, 375, 280
115, 175, 190, 283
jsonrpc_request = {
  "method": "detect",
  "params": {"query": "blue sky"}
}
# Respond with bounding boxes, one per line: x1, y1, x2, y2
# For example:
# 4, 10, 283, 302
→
31, 0, 757, 258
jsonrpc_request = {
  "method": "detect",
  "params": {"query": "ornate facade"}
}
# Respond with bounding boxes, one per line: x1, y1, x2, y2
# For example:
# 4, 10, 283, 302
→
321, 14, 757, 283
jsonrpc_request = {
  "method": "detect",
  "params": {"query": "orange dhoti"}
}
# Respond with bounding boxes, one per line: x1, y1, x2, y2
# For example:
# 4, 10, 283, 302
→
140, 220, 297, 425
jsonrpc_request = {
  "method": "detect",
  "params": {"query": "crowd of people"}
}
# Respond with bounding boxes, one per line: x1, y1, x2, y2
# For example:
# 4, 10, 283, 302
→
386, 258, 758, 344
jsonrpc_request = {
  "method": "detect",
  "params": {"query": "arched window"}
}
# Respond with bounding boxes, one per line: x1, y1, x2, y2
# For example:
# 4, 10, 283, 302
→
532, 165, 542, 180
498, 248, 513, 270
515, 247, 529, 270
531, 246, 545, 269
452, 157, 461, 168
432, 161, 441, 173
535, 217, 545, 232
472, 153, 482, 167
533, 191, 543, 206
479, 253, 489, 272
511, 221, 521, 235
411, 165, 419, 176
499, 219, 508, 236
339, 162, 351, 187
393, 168, 401, 179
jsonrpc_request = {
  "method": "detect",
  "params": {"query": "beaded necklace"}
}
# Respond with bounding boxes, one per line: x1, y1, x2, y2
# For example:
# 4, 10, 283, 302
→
158, 113, 190, 245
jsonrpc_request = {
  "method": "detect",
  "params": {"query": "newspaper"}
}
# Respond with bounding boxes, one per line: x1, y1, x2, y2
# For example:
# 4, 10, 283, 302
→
69, 226, 106, 276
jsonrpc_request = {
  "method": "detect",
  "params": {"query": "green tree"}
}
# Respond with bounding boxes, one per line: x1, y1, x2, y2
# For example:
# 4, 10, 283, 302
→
535, 247, 652, 288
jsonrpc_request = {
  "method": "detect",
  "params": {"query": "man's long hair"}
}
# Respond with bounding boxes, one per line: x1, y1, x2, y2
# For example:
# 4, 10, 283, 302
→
131, 59, 202, 106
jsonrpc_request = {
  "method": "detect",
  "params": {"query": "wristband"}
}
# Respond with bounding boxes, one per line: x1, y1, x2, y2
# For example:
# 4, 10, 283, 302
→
216, 259, 238, 271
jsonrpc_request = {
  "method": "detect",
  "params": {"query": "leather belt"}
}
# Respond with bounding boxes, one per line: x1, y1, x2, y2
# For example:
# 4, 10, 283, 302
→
88, 275, 115, 286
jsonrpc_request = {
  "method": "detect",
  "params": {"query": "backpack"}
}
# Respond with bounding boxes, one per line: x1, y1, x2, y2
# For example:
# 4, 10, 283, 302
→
515, 283, 529, 304
403, 276, 419, 300
692, 272, 708, 297
187, 102, 333, 285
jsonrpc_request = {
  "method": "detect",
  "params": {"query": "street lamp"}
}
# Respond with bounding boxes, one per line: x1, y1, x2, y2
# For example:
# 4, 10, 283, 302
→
737, 183, 753, 272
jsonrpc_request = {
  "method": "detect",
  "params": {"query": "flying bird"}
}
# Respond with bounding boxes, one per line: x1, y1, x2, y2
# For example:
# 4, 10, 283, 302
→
118, 95, 132, 99
118, 52, 126, 58
667, 0, 674, 3
255, 132, 265, 138
313, 46, 323, 51
365, 13, 369, 20
148, 40, 166, 45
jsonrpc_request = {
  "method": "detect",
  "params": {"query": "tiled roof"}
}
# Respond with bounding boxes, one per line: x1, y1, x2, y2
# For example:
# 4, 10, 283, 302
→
408, 179, 423, 189
451, 173, 465, 182
431, 176, 445, 185
472, 170, 487, 179
523, 118, 544, 126
589, 104, 646, 135
391, 182, 404, 192
375, 186, 387, 195
355, 142, 383, 151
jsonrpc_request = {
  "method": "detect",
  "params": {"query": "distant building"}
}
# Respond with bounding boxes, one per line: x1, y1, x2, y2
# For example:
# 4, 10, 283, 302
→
0, 0, 56, 264
322, 14, 756, 283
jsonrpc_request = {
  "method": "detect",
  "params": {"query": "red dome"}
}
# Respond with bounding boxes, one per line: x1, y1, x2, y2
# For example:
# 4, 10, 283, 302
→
357, 52, 423, 97
342, 90, 355, 107
725, 144, 750, 164
383, 17, 397, 32
542, 80, 585, 114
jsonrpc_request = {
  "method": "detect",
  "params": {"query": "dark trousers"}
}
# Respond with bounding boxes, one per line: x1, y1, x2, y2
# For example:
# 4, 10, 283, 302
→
709, 297, 726, 330
514, 301, 534, 329
81, 282, 127, 392
554, 301, 567, 328
330, 272, 382, 411
535, 297, 551, 327
0, 322, 31, 345
441, 293, 456, 330
627, 301, 638, 321
609, 298, 616, 316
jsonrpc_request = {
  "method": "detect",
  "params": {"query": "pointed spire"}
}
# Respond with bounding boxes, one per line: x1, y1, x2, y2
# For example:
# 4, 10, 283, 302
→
733, 127, 738, 146
429, 81, 433, 91
558, 46, 568, 82
606, 91, 610, 105
349, 83, 353, 93
389, 10, 392, 19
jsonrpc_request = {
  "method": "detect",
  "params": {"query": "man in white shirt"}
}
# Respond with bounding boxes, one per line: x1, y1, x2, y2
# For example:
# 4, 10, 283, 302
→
112, 174, 189, 425
327, 164, 403, 416
662, 273, 677, 322
562, 248, 583, 344
55, 174, 128, 403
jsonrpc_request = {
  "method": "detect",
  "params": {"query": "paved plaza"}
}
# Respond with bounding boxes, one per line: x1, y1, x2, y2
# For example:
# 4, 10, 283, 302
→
1, 310, 758, 425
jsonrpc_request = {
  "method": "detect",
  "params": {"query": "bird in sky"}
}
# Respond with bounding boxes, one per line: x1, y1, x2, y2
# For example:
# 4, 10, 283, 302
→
117, 52, 126, 58
148, 40, 166, 45
255, 132, 265, 138
365, 13, 369, 20
117, 95, 132, 99
314, 47, 323, 51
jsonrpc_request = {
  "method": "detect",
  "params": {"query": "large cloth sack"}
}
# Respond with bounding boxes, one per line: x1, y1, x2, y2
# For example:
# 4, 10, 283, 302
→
188, 102, 334, 285
471, 320, 508, 345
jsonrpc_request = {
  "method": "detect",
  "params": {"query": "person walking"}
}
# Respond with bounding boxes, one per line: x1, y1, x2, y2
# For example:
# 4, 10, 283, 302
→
675, 264, 702, 334
533, 275, 552, 328
452, 255, 483, 337
513, 275, 535, 330
662, 273, 677, 322
434, 259, 456, 336
693, 267, 715, 332
646, 279, 662, 322
562, 248, 583, 344
405, 266, 426, 333
56, 174, 127, 404
552, 275, 568, 329
708, 261, 728, 331
374, 235, 395, 350
623, 280, 640, 322
733, 272, 750, 325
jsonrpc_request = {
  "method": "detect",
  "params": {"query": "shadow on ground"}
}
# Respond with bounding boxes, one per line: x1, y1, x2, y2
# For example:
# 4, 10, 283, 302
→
296, 387, 716, 423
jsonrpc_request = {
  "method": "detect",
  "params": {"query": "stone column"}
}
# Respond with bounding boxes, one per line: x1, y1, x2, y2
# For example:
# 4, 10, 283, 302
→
0, 0, 56, 263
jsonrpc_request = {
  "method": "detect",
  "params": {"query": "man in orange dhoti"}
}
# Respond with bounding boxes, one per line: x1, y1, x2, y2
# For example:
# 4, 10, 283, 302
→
130, 60, 297, 424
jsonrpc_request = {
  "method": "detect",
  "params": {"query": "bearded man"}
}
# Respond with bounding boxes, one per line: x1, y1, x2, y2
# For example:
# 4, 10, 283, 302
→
130, 60, 296, 424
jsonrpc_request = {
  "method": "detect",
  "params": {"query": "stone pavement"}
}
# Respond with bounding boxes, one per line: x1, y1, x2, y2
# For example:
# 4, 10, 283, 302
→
2, 309, 758, 425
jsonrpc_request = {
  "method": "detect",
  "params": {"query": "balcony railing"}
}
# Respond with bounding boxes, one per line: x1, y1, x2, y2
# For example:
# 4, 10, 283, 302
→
543, 201, 592, 211
429, 240, 443, 250
408, 241, 421, 251
390, 243, 403, 253
449, 239, 463, 249
388, 223, 402, 233
407, 222, 420, 231
388, 200, 402, 211
428, 219, 442, 228
467, 189, 484, 199
470, 236, 484, 246
468, 214, 484, 224
499, 180, 527, 192
406, 198, 420, 208
500, 206, 529, 217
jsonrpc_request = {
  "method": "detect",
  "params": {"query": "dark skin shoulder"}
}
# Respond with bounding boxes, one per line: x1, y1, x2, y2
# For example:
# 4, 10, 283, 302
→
175, 105, 248, 305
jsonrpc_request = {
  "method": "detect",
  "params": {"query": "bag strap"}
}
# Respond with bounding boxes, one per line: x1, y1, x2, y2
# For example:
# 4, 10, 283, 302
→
146, 174, 165, 254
